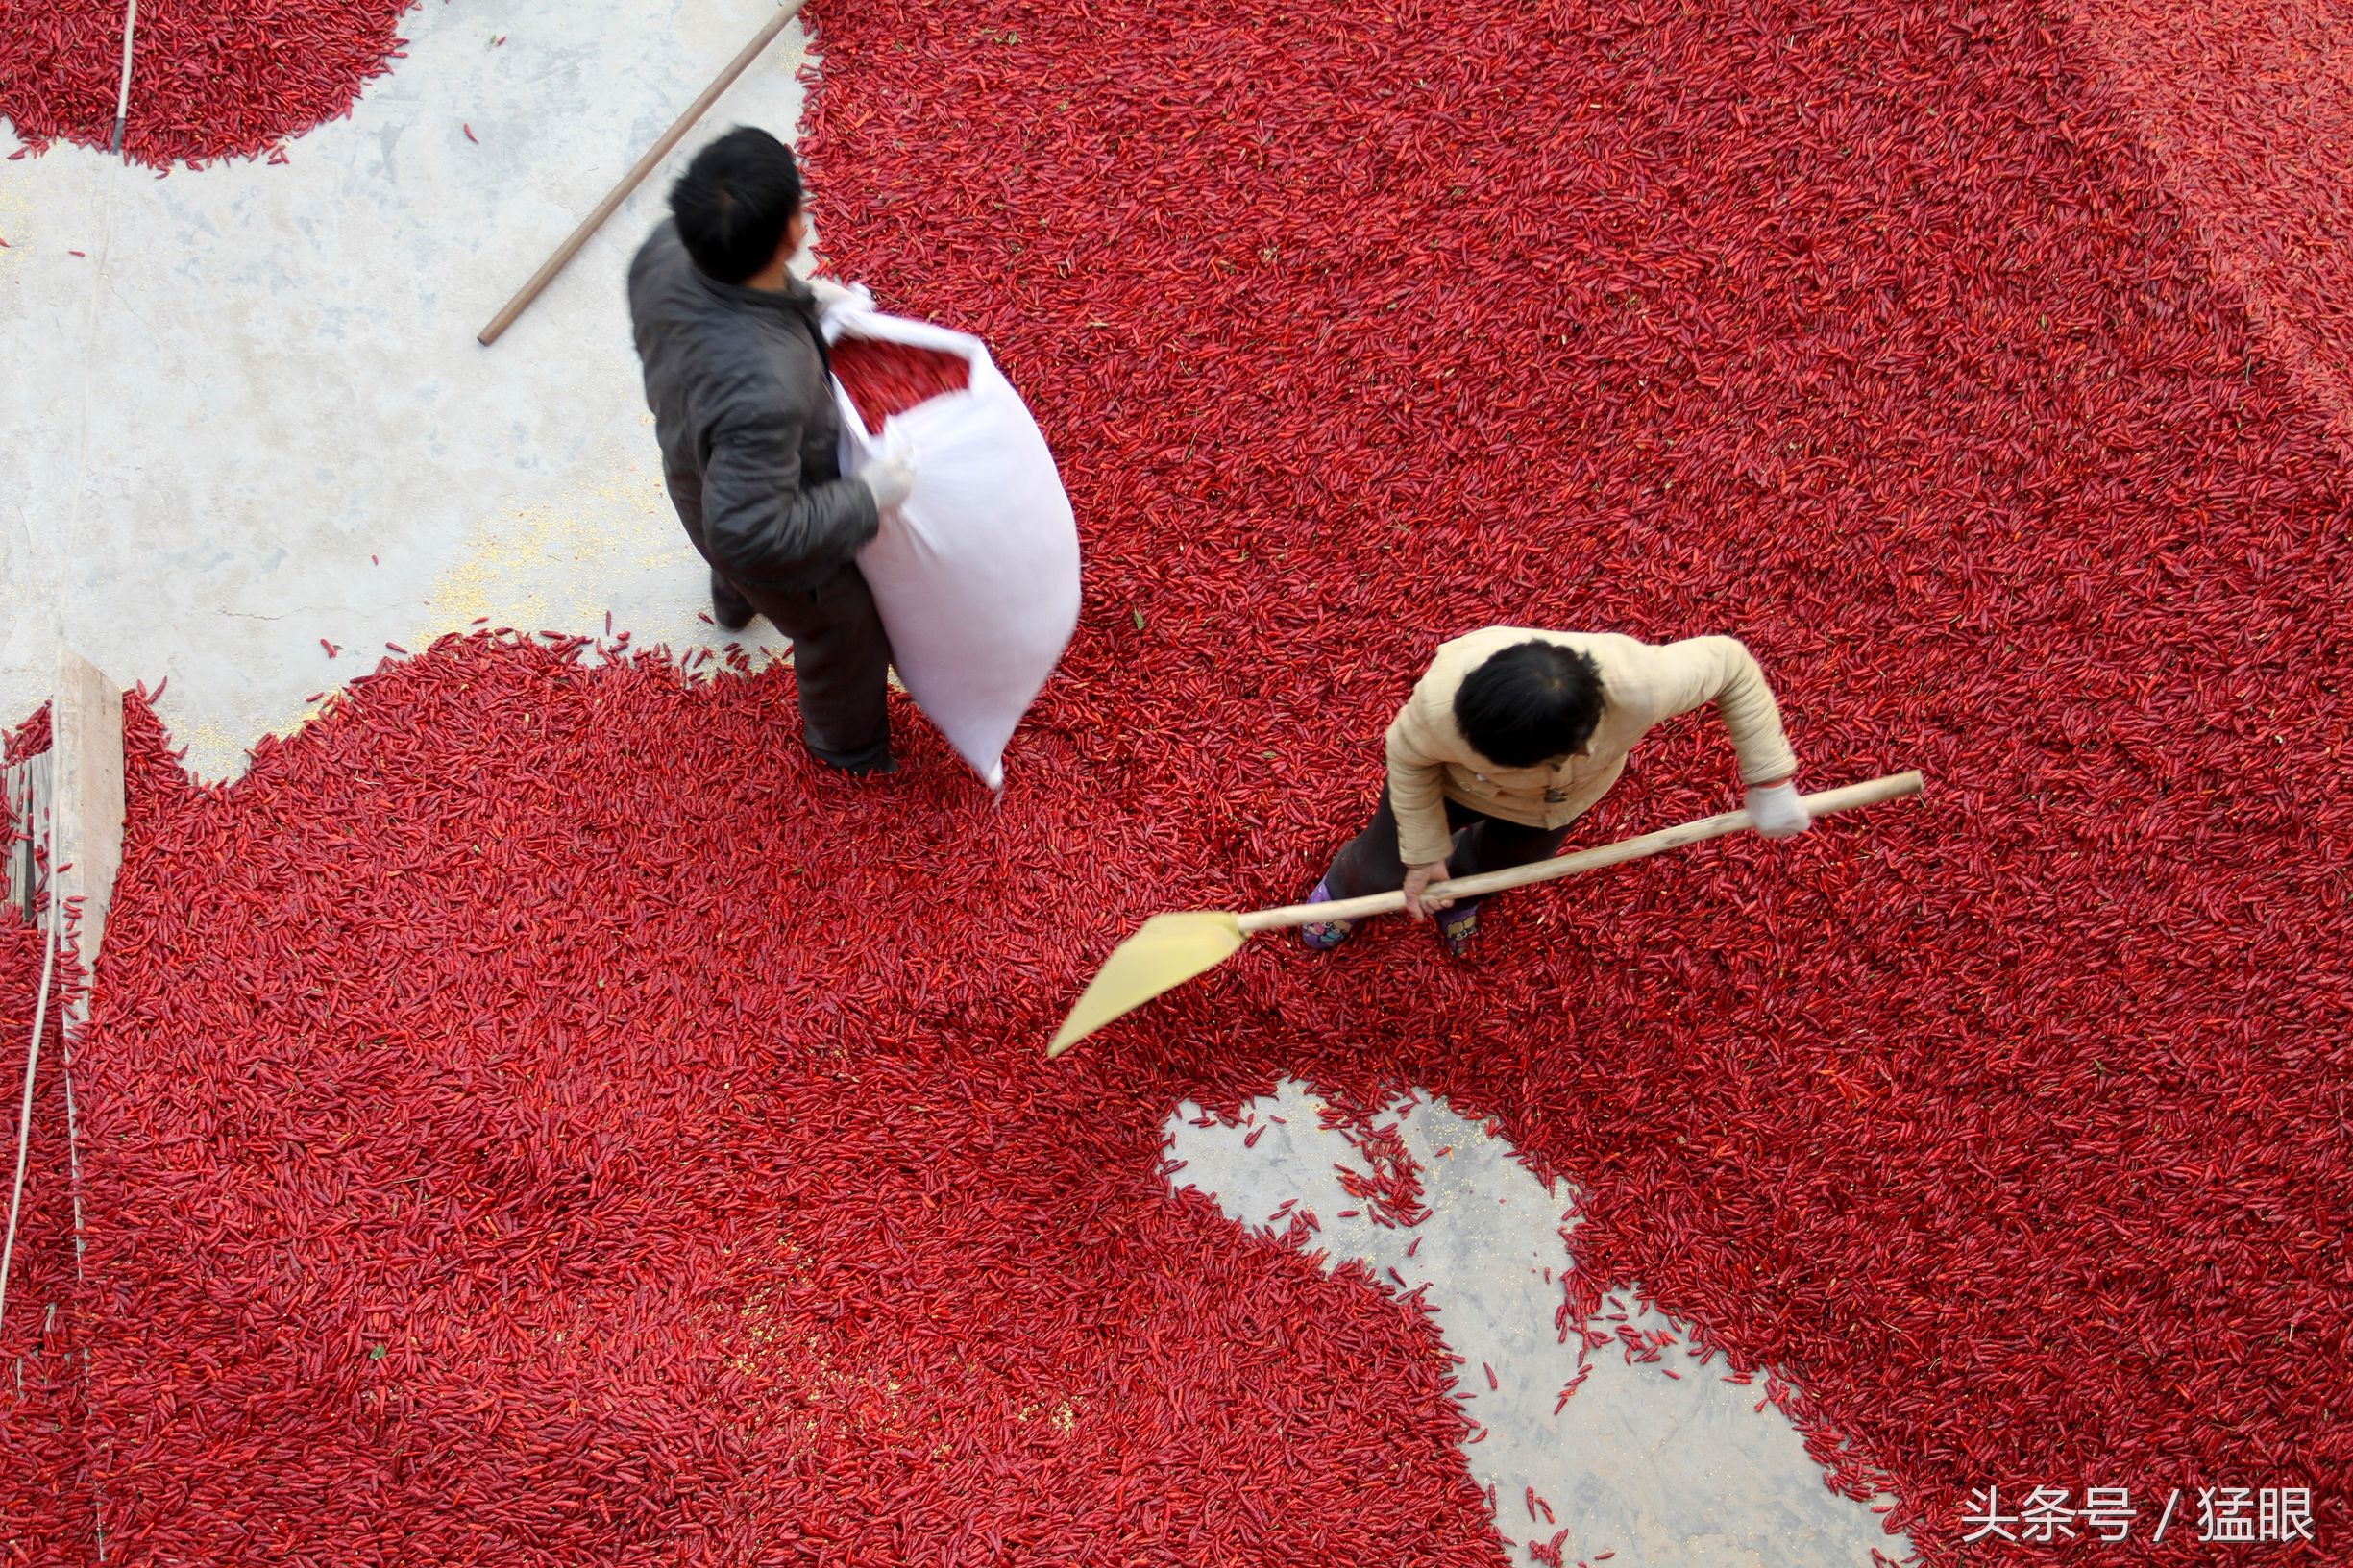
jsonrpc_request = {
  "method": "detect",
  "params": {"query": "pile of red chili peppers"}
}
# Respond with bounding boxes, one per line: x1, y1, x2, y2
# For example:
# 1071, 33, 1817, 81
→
0, 0, 413, 168
8, 0, 2353, 1561
2, 714, 97, 1551
2070, 0, 2353, 455
829, 338, 974, 435
0, 909, 96, 1554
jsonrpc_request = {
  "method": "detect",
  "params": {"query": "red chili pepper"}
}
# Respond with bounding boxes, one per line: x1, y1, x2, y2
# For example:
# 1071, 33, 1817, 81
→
8, 0, 2346, 1555
829, 337, 971, 435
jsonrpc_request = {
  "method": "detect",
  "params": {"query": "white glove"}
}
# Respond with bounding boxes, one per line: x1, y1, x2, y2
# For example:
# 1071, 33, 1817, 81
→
858, 454, 916, 512
803, 276, 868, 315
1746, 780, 1811, 838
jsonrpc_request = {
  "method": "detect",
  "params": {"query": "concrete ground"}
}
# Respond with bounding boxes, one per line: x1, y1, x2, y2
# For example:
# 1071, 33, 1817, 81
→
1169, 1085, 1907, 1566
2, 2, 1910, 1559
3, 0, 820, 783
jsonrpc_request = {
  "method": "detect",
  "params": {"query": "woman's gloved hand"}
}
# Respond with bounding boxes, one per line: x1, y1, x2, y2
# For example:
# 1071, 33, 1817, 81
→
1746, 780, 1812, 838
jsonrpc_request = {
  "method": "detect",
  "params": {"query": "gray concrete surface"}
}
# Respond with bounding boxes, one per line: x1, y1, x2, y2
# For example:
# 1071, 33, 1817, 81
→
6, 6, 1916, 1556
1, 0, 826, 781
1168, 1082, 1913, 1566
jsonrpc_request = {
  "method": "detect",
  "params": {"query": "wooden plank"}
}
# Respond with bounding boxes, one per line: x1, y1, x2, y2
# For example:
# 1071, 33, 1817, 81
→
3, 753, 52, 921
48, 650, 126, 1012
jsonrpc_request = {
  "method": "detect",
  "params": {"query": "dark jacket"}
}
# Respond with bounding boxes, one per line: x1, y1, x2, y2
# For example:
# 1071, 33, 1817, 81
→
626, 220, 878, 593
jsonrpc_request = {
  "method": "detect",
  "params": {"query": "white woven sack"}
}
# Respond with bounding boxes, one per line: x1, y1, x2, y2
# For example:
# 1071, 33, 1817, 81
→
822, 298, 1080, 789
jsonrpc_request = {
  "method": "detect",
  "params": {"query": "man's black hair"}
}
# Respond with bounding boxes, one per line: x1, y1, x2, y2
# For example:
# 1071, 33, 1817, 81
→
1453, 640, 1605, 768
670, 127, 804, 283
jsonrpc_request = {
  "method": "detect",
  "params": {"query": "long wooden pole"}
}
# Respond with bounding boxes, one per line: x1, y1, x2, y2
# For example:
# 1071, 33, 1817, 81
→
1237, 772, 1924, 933
1042, 772, 1924, 1059
477, 0, 813, 346
110, 0, 139, 155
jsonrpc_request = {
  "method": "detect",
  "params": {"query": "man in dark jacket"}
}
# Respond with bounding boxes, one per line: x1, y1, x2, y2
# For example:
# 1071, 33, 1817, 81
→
627, 127, 914, 775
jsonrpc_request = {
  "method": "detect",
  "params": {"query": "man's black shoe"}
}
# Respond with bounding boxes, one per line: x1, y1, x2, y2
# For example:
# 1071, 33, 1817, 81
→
810, 745, 899, 776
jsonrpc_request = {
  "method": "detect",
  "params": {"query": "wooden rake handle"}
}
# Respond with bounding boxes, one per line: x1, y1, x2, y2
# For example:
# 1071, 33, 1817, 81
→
1236, 771, 1924, 935
477, 0, 812, 346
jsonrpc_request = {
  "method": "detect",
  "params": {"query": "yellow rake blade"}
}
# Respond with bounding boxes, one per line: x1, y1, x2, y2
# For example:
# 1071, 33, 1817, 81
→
1045, 911, 1250, 1058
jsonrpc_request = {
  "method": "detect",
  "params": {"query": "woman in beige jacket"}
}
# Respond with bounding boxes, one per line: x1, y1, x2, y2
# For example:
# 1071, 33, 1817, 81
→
1303, 628, 1812, 955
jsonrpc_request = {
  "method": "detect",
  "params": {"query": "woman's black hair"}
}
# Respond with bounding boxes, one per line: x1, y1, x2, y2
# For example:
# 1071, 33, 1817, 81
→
1453, 640, 1605, 768
670, 127, 804, 284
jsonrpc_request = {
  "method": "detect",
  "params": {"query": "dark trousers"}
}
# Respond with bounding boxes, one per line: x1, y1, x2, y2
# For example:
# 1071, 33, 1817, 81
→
1324, 783, 1574, 900
727, 563, 895, 772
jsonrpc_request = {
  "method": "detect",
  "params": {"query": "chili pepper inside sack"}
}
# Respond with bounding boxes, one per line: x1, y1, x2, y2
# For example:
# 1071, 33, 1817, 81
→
823, 295, 1081, 789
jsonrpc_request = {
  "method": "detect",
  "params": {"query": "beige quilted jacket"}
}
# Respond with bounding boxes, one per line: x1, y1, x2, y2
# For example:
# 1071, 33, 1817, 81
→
1385, 627, 1800, 867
